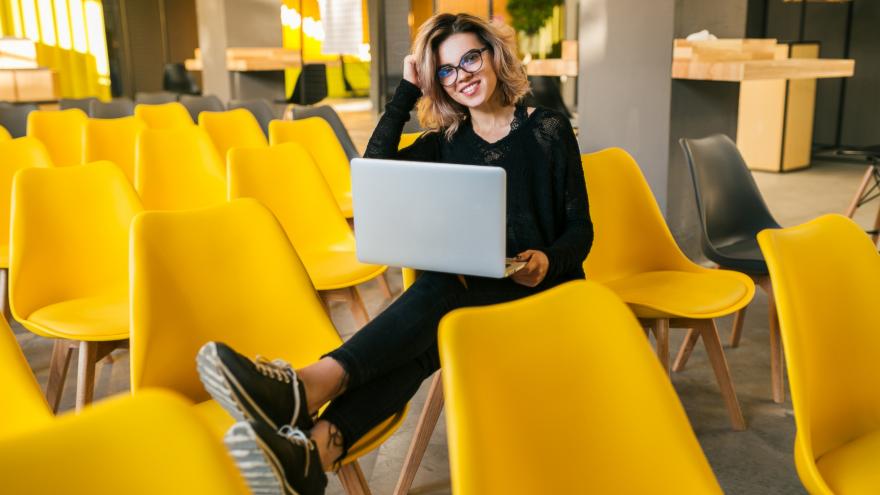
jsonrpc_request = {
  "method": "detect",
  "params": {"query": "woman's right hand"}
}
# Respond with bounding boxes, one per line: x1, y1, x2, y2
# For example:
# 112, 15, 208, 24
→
403, 55, 421, 90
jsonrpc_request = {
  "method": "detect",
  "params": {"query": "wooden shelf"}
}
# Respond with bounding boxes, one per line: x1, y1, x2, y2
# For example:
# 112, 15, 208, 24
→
673, 58, 855, 81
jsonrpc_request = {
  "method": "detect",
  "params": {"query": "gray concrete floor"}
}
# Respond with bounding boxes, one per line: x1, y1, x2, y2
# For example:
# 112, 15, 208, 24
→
13, 107, 877, 495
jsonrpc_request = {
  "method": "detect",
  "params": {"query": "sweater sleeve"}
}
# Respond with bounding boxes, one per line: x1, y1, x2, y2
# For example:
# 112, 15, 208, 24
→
542, 115, 593, 283
364, 79, 440, 161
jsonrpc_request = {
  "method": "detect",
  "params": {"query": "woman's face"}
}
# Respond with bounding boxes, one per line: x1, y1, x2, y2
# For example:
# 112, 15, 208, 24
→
436, 32, 497, 108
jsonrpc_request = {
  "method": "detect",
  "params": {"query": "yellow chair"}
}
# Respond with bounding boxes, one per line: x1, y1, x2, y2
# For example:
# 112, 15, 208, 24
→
134, 102, 194, 130
199, 108, 268, 160
758, 215, 880, 494
399, 131, 423, 150
270, 117, 354, 218
135, 127, 226, 211
439, 280, 722, 494
85, 116, 146, 183
10, 161, 141, 411
228, 143, 392, 327
0, 316, 52, 436
0, 125, 10, 141
26, 108, 87, 166
0, 137, 53, 317
582, 148, 753, 430
130, 199, 407, 493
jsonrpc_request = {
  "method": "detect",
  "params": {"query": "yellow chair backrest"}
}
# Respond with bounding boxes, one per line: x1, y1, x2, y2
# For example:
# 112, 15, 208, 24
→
0, 137, 53, 268
135, 127, 226, 211
439, 280, 722, 494
199, 108, 268, 160
130, 199, 342, 402
269, 117, 351, 207
10, 161, 143, 327
581, 148, 695, 282
758, 214, 880, 494
0, 390, 249, 495
85, 116, 146, 183
0, 125, 10, 141
0, 318, 52, 437
399, 132, 423, 149
228, 143, 351, 252
134, 102, 193, 130
26, 108, 87, 166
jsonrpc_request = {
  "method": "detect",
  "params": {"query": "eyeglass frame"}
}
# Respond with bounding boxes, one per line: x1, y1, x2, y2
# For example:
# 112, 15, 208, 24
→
436, 47, 491, 87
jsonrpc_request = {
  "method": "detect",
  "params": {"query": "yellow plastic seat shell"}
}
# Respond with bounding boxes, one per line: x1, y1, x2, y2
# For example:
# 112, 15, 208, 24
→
581, 148, 753, 430
26, 108, 87, 166
11, 161, 142, 410
0, 390, 250, 495
0, 137, 53, 269
0, 125, 10, 141
758, 215, 880, 494
439, 280, 723, 495
0, 304, 248, 495
199, 108, 268, 159
135, 126, 226, 211
130, 199, 406, 483
85, 116, 146, 183
270, 117, 354, 218
134, 101, 194, 129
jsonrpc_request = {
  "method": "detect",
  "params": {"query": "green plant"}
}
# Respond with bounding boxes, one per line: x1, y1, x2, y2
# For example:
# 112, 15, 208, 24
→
507, 0, 564, 35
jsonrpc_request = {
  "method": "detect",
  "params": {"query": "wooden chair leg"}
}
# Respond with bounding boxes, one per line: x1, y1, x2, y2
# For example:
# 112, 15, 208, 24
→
337, 461, 372, 495
377, 272, 394, 300
0, 268, 10, 321
765, 288, 784, 404
672, 328, 699, 372
699, 319, 746, 431
655, 318, 670, 374
393, 372, 445, 495
729, 306, 747, 347
348, 287, 370, 328
845, 165, 874, 218
46, 340, 75, 413
75, 341, 98, 411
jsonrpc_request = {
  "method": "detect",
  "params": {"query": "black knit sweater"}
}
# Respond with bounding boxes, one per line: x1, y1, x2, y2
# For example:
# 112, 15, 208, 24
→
364, 80, 593, 286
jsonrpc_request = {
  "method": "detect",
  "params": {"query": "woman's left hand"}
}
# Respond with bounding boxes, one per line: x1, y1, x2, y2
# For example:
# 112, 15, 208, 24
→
510, 250, 549, 287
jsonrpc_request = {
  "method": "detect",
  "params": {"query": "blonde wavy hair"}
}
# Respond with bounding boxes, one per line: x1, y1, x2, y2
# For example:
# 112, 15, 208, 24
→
412, 13, 530, 140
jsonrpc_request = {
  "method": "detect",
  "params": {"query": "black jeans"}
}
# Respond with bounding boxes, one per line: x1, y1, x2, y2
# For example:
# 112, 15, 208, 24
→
320, 271, 549, 451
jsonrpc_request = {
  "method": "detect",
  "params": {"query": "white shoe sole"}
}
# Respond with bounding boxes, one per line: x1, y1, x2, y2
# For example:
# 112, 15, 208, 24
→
225, 422, 295, 495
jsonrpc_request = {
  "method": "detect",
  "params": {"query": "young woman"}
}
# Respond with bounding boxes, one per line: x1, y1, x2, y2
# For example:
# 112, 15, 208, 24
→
197, 12, 592, 495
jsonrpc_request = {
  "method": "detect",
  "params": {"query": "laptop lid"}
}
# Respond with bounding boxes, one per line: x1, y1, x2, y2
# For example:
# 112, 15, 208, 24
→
352, 157, 508, 278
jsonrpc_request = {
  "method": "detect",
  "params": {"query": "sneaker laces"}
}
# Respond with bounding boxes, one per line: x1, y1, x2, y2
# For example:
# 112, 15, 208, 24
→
255, 356, 303, 429
278, 425, 314, 476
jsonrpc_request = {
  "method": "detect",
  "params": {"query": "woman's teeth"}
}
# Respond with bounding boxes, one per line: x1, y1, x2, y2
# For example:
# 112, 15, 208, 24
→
461, 80, 479, 96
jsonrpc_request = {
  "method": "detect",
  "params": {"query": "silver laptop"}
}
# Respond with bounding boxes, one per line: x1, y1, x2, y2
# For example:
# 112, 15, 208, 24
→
351, 157, 526, 279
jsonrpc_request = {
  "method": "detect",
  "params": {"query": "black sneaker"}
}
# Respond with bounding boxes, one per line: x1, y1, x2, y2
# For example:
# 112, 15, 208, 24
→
225, 421, 327, 495
196, 341, 314, 431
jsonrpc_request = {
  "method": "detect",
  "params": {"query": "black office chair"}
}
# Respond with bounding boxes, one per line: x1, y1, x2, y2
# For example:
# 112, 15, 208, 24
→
523, 76, 572, 118
287, 64, 328, 106
162, 63, 200, 95
179, 94, 225, 122
60, 97, 98, 113
291, 104, 359, 160
90, 97, 135, 118
0, 103, 38, 138
135, 91, 179, 105
678, 133, 785, 403
229, 99, 277, 137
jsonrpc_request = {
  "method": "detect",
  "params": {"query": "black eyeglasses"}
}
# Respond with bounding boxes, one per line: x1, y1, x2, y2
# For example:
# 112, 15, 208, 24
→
436, 47, 490, 87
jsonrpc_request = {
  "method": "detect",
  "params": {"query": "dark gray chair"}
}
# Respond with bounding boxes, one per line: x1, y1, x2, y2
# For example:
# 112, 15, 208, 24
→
179, 94, 225, 122
229, 99, 277, 137
162, 63, 200, 95
679, 133, 785, 403
0, 103, 38, 138
523, 76, 572, 118
89, 97, 135, 118
291, 104, 359, 160
287, 63, 328, 106
135, 91, 179, 105
60, 97, 98, 113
